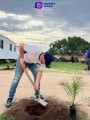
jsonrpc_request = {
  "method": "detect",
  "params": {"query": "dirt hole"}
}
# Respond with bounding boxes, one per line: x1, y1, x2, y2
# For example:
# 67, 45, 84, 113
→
25, 104, 47, 116
5, 98, 88, 120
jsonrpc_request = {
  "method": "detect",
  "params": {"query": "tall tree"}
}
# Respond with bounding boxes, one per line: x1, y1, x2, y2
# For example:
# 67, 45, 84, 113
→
49, 36, 90, 55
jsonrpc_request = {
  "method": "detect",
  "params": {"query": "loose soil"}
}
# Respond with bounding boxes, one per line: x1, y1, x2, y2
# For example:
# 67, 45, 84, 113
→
5, 98, 69, 120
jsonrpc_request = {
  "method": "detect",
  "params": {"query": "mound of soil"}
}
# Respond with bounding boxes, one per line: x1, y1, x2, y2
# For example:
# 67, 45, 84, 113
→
5, 97, 69, 120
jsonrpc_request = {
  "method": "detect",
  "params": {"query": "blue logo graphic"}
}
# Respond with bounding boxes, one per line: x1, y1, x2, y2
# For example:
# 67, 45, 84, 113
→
34, 2, 43, 9
34, 2, 56, 9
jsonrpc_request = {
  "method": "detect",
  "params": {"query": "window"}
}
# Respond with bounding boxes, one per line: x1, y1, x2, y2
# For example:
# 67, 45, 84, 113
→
0, 40, 4, 49
10, 44, 12, 51
14, 46, 16, 52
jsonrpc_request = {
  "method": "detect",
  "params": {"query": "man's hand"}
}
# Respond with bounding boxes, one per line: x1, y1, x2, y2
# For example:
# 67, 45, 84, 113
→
34, 83, 39, 91
20, 59, 26, 72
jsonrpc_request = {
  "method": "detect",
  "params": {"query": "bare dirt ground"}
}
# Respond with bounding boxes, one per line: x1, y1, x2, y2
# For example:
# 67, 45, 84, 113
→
0, 70, 90, 119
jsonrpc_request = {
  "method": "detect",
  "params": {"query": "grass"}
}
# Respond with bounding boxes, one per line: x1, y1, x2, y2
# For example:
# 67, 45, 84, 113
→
0, 61, 85, 73
0, 62, 15, 69
0, 114, 15, 120
47, 62, 85, 73
52, 62, 84, 70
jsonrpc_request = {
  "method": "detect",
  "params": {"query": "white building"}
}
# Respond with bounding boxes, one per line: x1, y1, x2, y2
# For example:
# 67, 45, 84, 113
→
0, 35, 19, 60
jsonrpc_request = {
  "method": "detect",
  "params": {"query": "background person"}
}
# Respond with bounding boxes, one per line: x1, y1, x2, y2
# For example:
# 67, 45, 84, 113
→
71, 55, 74, 63
87, 48, 90, 70
84, 50, 88, 70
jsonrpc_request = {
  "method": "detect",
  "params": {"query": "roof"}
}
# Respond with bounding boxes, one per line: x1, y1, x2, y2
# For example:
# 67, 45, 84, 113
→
0, 34, 16, 45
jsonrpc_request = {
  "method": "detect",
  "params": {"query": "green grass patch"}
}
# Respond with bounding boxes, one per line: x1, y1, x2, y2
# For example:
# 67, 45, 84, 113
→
0, 62, 15, 69
0, 114, 15, 120
77, 113, 90, 120
51, 62, 84, 71
0, 61, 85, 73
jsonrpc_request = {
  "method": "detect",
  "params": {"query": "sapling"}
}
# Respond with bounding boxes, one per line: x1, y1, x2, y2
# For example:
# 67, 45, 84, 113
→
60, 74, 84, 119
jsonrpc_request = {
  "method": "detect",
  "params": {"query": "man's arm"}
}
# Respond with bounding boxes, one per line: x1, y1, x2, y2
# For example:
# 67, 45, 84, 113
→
19, 43, 25, 59
34, 70, 43, 91
34, 63, 45, 91
19, 43, 26, 71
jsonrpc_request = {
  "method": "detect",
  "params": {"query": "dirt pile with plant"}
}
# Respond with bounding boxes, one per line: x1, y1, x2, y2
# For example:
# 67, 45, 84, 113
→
4, 76, 88, 120
3, 98, 89, 120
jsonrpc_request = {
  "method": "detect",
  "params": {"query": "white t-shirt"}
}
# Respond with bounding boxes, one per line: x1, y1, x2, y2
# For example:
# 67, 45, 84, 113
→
23, 44, 46, 71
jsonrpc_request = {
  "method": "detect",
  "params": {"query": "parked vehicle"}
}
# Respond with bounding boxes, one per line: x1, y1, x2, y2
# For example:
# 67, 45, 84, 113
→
59, 56, 79, 62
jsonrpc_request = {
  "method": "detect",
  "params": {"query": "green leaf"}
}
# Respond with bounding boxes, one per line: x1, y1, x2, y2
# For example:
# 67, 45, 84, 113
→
60, 74, 84, 106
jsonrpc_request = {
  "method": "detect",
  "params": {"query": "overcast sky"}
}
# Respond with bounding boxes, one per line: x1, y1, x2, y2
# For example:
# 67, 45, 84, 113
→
0, 0, 90, 51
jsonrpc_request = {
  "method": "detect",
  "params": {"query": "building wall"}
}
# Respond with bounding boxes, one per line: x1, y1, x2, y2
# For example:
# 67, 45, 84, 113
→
0, 35, 19, 59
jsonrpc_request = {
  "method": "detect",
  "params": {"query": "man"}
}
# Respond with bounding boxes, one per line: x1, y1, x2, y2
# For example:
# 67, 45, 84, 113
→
6, 43, 54, 108
87, 48, 90, 70
71, 55, 74, 63
84, 50, 88, 70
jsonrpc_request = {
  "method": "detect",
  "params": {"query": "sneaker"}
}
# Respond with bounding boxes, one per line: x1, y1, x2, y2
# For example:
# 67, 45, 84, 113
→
5, 98, 13, 108
40, 95, 47, 101
34, 95, 47, 102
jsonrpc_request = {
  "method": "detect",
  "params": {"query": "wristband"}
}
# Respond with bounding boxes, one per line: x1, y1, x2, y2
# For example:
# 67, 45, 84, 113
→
20, 58, 24, 62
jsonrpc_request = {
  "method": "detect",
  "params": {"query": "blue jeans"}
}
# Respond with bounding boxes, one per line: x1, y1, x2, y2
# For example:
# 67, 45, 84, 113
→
8, 56, 40, 99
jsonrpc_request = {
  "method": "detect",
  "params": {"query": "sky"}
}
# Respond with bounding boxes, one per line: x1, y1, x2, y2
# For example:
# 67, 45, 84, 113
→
0, 0, 90, 51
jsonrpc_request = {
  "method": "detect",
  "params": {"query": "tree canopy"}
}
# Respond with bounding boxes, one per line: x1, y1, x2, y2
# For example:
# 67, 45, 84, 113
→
49, 36, 90, 55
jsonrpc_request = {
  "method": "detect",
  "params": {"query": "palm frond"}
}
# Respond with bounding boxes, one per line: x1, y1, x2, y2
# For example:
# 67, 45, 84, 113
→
60, 74, 84, 106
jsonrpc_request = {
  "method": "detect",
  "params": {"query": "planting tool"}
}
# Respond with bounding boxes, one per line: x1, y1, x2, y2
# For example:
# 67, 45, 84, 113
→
24, 69, 48, 107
